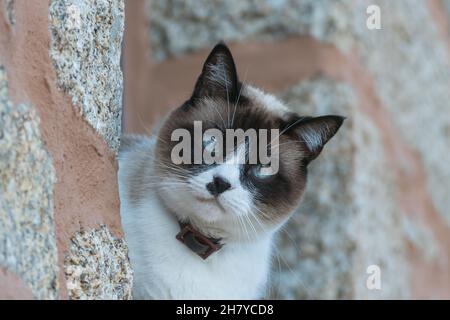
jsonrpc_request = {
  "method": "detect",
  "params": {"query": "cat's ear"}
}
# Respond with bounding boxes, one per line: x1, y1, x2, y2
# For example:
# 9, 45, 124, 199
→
191, 42, 239, 103
285, 115, 345, 163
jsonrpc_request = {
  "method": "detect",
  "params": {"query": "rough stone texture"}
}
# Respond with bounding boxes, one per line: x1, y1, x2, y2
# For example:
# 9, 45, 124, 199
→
348, 0, 450, 227
269, 78, 409, 299
0, 66, 59, 299
147, 0, 354, 61
49, 0, 124, 152
65, 226, 133, 300
401, 216, 439, 263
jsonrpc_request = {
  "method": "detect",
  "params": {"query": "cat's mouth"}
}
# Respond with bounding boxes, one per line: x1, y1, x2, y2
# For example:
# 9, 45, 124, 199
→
194, 196, 215, 203
194, 196, 226, 212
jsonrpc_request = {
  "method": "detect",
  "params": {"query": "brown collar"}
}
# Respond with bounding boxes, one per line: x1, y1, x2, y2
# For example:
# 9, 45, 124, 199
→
176, 222, 223, 259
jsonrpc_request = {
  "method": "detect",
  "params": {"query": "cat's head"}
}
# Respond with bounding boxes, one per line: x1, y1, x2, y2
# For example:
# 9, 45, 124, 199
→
155, 42, 344, 241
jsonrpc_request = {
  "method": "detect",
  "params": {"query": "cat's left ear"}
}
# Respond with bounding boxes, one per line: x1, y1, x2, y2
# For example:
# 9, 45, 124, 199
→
286, 115, 345, 163
191, 42, 240, 103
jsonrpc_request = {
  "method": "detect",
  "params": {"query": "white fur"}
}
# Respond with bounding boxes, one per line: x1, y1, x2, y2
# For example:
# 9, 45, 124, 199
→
185, 145, 253, 223
300, 126, 323, 152
206, 59, 232, 89
118, 138, 274, 299
244, 85, 291, 118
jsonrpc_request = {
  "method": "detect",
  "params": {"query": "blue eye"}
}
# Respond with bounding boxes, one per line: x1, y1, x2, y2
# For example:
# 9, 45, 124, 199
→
250, 164, 276, 180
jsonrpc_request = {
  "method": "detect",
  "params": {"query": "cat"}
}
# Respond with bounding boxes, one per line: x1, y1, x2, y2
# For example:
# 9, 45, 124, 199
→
118, 42, 344, 299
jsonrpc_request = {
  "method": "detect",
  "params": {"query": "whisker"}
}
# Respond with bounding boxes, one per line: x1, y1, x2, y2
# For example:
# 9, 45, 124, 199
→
238, 214, 251, 242
267, 117, 307, 149
221, 63, 230, 128
206, 96, 227, 128
231, 67, 248, 129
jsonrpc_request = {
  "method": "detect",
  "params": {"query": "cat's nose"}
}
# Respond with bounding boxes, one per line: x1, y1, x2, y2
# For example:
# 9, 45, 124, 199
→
206, 176, 231, 196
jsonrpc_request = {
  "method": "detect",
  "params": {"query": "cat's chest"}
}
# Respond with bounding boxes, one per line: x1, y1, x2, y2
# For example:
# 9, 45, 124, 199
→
120, 191, 272, 299
161, 236, 269, 299
152, 235, 272, 299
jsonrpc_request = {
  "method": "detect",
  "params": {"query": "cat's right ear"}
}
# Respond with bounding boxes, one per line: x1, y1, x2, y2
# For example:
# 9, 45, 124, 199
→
190, 42, 239, 103
283, 115, 345, 164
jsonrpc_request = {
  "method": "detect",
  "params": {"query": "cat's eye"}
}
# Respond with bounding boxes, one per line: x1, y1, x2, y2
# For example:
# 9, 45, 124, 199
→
250, 164, 276, 181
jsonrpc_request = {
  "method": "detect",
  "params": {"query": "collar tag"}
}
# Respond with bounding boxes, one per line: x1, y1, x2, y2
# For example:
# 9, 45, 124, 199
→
176, 223, 223, 260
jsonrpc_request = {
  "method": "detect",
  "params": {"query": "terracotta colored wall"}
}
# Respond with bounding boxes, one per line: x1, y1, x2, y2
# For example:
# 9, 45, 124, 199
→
123, 0, 450, 299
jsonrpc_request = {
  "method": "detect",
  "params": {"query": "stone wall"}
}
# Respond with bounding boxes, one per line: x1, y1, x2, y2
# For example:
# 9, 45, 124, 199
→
2, 0, 450, 300
124, 0, 450, 299
0, 0, 132, 299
